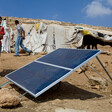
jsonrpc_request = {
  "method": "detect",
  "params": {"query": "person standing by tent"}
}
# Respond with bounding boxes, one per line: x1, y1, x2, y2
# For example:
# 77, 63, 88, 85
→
14, 20, 31, 56
1, 19, 11, 53
0, 16, 5, 55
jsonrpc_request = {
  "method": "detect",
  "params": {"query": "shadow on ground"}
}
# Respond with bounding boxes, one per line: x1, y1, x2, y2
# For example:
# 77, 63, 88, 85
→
0, 69, 15, 77
10, 81, 102, 104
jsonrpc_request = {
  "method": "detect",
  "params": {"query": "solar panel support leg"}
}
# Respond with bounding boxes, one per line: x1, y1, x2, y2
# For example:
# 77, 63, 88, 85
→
80, 67, 94, 85
86, 64, 112, 85
19, 92, 27, 98
96, 56, 112, 81
0, 81, 11, 88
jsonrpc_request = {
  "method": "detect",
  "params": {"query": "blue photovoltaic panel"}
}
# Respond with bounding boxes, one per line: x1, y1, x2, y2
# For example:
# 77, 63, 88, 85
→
38, 48, 101, 69
6, 48, 101, 97
6, 62, 70, 97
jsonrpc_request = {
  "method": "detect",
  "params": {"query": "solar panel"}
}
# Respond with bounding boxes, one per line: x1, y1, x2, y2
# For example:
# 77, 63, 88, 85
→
37, 48, 101, 69
6, 48, 102, 97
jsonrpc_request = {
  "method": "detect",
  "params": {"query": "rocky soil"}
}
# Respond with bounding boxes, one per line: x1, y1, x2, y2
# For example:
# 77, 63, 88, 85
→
0, 45, 112, 112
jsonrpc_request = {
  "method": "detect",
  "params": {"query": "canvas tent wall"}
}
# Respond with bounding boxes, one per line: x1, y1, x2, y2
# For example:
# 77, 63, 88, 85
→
12, 23, 75, 54
67, 27, 112, 48
12, 23, 112, 54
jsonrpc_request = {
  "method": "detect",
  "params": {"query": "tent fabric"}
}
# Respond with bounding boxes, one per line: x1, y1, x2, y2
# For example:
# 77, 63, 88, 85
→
45, 24, 55, 52
12, 23, 75, 54
23, 23, 48, 54
66, 29, 112, 48
80, 30, 93, 36
35, 23, 40, 32
11, 23, 112, 54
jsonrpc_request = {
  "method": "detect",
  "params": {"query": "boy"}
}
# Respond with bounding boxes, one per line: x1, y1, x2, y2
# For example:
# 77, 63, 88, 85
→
14, 20, 31, 56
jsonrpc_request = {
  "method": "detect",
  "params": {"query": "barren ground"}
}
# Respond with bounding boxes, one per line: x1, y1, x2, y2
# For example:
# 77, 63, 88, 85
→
0, 45, 112, 112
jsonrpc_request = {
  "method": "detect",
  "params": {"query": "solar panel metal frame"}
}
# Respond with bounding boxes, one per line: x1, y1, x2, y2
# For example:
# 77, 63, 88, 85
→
5, 48, 102, 98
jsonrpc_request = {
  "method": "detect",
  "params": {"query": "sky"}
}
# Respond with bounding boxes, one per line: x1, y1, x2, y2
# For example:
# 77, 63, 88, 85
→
0, 0, 112, 27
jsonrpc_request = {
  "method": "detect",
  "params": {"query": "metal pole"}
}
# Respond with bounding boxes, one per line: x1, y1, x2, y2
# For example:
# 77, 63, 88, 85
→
96, 56, 112, 81
0, 81, 11, 88
86, 64, 112, 85
19, 92, 27, 98
80, 67, 93, 85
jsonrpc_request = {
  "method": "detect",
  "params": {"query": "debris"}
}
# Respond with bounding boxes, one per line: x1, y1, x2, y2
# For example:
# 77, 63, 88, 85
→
91, 85, 100, 90
76, 68, 82, 74
76, 65, 88, 74
101, 51, 111, 55
89, 76, 108, 89
104, 61, 109, 67
55, 108, 87, 112
109, 100, 112, 104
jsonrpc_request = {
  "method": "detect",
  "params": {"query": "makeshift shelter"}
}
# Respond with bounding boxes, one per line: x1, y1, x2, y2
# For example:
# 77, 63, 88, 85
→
12, 23, 75, 54
67, 27, 112, 48
11, 23, 112, 54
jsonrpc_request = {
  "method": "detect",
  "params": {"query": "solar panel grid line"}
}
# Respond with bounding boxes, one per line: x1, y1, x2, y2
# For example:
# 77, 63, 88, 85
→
35, 60, 73, 71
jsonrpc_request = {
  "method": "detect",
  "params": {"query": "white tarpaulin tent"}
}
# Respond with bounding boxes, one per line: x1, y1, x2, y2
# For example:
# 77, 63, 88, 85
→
12, 23, 75, 54
12, 23, 112, 54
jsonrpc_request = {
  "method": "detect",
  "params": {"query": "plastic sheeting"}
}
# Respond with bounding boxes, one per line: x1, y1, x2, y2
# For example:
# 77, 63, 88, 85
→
12, 23, 112, 54
12, 23, 75, 54
80, 30, 93, 36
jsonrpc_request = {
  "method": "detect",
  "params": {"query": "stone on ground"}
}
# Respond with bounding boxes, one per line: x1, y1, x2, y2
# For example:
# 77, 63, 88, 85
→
0, 88, 20, 108
89, 76, 108, 89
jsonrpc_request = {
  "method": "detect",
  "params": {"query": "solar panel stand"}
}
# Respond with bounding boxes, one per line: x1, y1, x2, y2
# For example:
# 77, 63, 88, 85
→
0, 80, 11, 88
96, 56, 112, 81
86, 63, 112, 85
0, 81, 28, 98
80, 67, 94, 85
19, 92, 28, 98
5, 48, 110, 98
79, 55, 112, 85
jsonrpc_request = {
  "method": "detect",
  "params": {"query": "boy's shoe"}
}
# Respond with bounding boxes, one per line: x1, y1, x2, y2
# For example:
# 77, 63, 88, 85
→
28, 51, 32, 55
25, 51, 32, 56
14, 55, 20, 56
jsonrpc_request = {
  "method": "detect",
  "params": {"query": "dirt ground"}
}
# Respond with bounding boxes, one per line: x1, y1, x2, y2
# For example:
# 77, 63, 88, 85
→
0, 45, 112, 112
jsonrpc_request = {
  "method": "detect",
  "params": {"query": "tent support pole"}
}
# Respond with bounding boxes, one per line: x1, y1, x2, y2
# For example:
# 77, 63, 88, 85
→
96, 56, 112, 81
0, 81, 11, 88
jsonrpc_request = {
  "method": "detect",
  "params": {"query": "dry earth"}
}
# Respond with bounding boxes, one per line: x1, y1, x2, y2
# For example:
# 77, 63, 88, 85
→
0, 45, 112, 112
